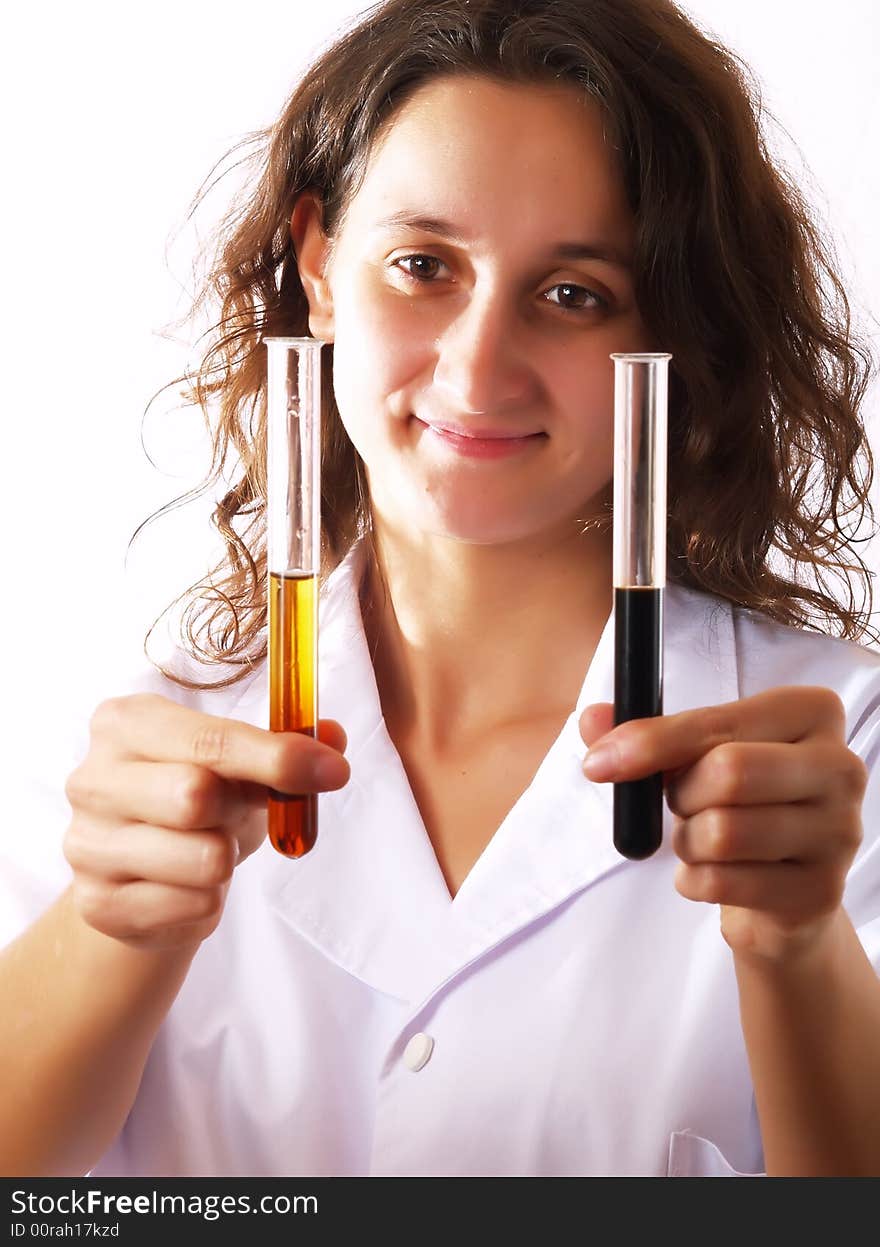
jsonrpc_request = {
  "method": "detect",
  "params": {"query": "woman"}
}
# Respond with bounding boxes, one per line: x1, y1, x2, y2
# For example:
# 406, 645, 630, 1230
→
2, 0, 879, 1177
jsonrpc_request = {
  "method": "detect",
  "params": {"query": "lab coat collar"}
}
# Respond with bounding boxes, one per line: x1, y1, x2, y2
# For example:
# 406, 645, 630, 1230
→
247, 538, 740, 1006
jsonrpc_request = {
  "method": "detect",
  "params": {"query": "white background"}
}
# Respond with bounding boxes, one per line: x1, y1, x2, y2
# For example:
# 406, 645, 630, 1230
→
2, 0, 878, 759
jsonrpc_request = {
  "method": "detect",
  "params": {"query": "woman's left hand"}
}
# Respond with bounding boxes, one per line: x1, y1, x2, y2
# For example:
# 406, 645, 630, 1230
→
579, 687, 868, 964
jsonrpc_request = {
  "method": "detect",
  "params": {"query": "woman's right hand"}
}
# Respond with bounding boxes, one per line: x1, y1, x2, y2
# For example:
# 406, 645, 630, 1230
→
62, 693, 350, 951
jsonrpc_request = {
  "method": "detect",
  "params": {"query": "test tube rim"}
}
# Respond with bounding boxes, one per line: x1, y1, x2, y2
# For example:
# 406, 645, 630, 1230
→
610, 352, 673, 362
264, 336, 325, 350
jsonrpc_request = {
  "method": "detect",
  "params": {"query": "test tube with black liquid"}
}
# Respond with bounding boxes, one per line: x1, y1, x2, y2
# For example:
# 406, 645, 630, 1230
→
265, 336, 323, 857
610, 352, 671, 860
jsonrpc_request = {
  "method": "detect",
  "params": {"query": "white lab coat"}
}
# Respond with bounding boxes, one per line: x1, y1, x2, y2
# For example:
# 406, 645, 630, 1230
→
4, 536, 880, 1177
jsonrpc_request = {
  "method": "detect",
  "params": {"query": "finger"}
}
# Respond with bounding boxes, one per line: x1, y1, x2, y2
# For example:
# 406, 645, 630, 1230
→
664, 741, 863, 816
88, 695, 350, 792
582, 685, 847, 781
66, 761, 233, 829
671, 802, 862, 866
65, 819, 239, 888
674, 860, 845, 925
317, 720, 348, 752
72, 877, 229, 941
579, 703, 615, 747
228, 797, 269, 862
116, 920, 222, 952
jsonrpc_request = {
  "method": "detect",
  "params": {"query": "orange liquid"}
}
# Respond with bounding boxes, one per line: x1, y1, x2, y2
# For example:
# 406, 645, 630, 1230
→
268, 570, 318, 857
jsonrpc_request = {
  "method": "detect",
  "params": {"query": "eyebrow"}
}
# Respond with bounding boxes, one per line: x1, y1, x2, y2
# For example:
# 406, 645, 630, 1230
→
372, 211, 632, 270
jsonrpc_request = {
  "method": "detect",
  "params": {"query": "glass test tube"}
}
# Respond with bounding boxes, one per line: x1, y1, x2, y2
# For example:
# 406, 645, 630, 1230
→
265, 337, 323, 857
610, 352, 671, 860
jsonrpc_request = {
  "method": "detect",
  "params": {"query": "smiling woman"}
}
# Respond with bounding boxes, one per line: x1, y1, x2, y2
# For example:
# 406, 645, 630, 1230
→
2, 0, 880, 1183
140, 0, 876, 694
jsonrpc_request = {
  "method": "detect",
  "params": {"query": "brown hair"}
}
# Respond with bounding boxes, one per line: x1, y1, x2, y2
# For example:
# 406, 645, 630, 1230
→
138, 0, 877, 688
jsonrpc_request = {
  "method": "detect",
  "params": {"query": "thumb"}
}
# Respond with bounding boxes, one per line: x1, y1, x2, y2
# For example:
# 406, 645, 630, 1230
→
579, 702, 615, 747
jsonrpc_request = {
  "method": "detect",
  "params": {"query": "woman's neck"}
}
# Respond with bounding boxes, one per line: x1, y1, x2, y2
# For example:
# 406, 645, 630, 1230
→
360, 522, 613, 757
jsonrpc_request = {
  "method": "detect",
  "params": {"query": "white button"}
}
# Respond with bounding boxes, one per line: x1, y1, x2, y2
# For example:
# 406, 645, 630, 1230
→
403, 1032, 434, 1071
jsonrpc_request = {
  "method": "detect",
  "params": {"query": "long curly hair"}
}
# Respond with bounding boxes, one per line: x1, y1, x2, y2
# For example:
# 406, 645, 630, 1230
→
138, 0, 878, 689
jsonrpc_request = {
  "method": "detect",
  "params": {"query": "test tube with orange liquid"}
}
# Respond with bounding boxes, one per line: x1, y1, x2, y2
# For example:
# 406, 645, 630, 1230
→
265, 337, 323, 857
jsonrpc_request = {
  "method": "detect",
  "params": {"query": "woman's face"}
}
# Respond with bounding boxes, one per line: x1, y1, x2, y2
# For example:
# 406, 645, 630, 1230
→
310, 74, 656, 546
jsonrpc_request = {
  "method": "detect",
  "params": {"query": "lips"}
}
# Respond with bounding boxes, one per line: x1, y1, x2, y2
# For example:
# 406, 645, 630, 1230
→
415, 417, 543, 440
413, 416, 546, 460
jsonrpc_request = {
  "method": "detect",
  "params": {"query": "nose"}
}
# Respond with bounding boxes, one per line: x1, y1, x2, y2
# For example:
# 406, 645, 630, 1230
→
432, 286, 537, 416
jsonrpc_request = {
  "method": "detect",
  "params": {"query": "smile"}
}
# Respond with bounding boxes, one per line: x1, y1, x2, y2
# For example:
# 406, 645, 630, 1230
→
413, 417, 547, 459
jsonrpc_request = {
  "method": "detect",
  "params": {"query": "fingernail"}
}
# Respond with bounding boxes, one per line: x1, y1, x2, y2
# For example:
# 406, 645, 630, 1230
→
583, 742, 620, 780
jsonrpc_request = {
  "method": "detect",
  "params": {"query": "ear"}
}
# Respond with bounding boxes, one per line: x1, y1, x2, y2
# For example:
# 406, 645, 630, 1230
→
290, 190, 335, 342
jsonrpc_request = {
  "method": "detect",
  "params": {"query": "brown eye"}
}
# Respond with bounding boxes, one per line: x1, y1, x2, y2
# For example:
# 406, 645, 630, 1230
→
544, 283, 607, 312
395, 254, 446, 281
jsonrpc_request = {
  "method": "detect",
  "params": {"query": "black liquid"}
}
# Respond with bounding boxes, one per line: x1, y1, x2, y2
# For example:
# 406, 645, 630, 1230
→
613, 587, 664, 860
